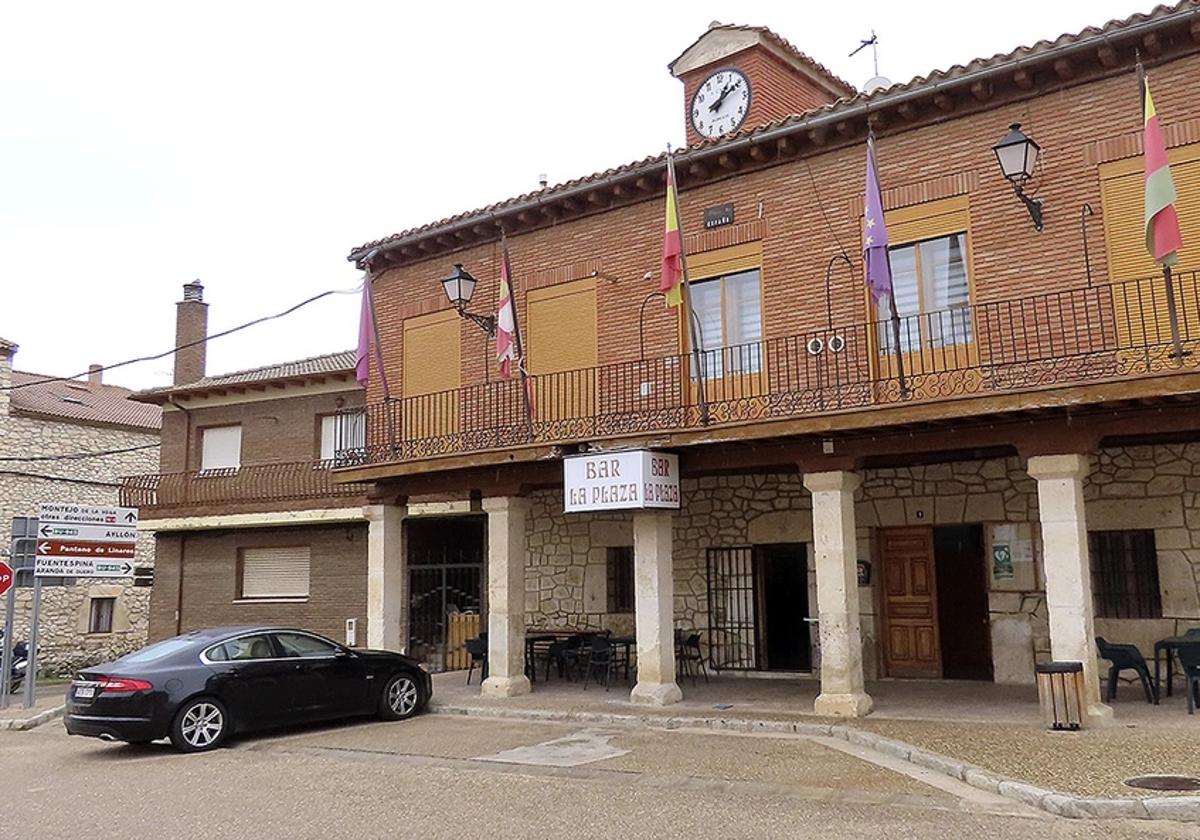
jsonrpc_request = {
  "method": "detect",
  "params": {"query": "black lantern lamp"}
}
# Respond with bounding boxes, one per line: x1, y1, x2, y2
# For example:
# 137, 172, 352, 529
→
440, 263, 495, 336
992, 123, 1044, 232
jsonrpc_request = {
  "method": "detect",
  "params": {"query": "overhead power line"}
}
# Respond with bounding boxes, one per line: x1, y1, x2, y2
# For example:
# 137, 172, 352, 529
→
0, 443, 160, 463
2, 283, 363, 393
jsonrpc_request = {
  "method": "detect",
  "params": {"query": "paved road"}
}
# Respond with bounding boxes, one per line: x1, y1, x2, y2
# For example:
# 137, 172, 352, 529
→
2, 713, 1196, 840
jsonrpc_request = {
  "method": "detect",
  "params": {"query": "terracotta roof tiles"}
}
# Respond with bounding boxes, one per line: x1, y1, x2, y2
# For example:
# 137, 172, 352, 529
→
135, 350, 358, 401
10, 371, 162, 431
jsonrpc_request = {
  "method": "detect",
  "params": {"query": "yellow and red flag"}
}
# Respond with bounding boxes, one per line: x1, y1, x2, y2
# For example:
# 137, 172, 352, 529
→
1142, 69, 1184, 266
660, 154, 684, 307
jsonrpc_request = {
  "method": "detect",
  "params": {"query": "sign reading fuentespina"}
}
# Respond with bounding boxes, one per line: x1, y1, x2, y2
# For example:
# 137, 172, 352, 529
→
563, 450, 680, 513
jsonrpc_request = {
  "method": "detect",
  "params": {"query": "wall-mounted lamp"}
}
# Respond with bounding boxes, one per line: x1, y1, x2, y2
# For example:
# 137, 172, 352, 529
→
440, 263, 496, 336
993, 123, 1041, 232
992, 123, 1044, 232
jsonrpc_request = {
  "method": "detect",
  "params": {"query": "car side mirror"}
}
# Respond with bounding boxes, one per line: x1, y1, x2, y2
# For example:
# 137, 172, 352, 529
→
334, 647, 352, 658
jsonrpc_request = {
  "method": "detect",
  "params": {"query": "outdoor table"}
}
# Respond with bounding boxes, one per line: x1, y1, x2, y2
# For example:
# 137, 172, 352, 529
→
1153, 636, 1198, 699
524, 632, 560, 683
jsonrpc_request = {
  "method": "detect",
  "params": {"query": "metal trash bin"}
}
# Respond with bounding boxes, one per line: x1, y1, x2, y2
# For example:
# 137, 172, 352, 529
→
1036, 661, 1085, 730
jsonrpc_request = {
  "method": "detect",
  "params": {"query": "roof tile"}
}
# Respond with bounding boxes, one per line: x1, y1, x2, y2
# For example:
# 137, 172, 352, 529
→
11, 371, 162, 431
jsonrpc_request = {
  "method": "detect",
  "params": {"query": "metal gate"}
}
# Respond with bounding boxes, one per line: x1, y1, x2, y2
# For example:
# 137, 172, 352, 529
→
407, 518, 484, 672
706, 546, 759, 670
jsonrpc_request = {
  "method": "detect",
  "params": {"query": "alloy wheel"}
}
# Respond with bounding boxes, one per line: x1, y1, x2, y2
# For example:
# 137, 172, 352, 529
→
180, 702, 224, 748
387, 676, 418, 717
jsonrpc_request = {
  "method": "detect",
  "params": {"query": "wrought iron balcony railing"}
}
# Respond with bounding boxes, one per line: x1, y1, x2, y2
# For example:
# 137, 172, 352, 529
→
121, 459, 372, 511
337, 271, 1200, 468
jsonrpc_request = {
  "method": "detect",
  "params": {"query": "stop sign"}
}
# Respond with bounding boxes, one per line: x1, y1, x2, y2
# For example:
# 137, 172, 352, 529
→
0, 561, 13, 597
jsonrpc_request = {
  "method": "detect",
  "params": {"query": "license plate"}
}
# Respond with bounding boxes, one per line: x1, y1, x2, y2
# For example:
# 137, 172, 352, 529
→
74, 686, 95, 699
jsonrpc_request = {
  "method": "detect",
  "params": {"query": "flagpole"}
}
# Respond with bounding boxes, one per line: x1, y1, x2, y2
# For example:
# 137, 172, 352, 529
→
361, 250, 396, 457
501, 233, 536, 432
668, 147, 711, 426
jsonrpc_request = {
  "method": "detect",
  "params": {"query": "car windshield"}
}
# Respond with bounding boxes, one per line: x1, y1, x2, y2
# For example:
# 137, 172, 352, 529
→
117, 637, 197, 665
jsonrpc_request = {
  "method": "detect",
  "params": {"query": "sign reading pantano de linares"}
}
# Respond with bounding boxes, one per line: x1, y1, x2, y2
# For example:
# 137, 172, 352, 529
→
564, 450, 680, 513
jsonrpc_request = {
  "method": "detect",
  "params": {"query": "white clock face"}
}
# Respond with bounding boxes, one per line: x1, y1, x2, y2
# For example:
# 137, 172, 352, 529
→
690, 69, 751, 139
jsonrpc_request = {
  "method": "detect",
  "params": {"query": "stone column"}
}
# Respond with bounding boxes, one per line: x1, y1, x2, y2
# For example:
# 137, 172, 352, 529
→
804, 471, 873, 717
630, 510, 682, 706
365, 504, 406, 652
1026, 454, 1112, 724
481, 496, 531, 697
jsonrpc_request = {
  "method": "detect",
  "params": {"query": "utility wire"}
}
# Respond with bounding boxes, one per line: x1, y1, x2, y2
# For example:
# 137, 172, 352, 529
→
0, 443, 160, 463
0, 469, 121, 488
801, 155, 852, 263
2, 284, 363, 392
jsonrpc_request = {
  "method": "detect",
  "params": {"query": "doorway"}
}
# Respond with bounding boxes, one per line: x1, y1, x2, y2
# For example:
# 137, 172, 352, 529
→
879, 524, 992, 680
757, 544, 811, 671
406, 516, 485, 672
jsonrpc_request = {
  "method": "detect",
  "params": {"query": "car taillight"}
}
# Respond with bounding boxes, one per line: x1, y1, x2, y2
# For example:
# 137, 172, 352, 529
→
96, 677, 153, 692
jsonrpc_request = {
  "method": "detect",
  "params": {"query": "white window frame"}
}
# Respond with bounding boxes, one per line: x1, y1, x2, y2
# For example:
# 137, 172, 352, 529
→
200, 424, 242, 472
238, 546, 311, 601
319, 412, 365, 463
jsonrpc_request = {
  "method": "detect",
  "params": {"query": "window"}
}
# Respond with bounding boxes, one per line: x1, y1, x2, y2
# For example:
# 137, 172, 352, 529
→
274, 632, 339, 658
87, 597, 115, 633
238, 546, 311, 600
879, 233, 972, 353
206, 633, 277, 662
200, 425, 241, 471
606, 546, 634, 613
1088, 530, 1162, 619
320, 412, 365, 462
690, 269, 763, 377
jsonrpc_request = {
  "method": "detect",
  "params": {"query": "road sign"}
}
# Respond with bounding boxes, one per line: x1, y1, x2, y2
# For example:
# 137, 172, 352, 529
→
0, 561, 13, 597
35, 502, 138, 578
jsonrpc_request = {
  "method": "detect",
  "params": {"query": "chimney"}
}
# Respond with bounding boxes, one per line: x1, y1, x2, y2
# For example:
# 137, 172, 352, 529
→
88, 364, 103, 386
174, 280, 208, 385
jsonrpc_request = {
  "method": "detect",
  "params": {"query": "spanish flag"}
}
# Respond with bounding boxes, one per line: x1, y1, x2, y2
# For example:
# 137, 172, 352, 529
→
660, 153, 684, 307
1142, 69, 1184, 266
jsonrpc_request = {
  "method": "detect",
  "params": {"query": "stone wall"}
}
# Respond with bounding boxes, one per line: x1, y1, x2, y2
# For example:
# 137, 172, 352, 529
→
0, 387, 159, 674
519, 444, 1200, 687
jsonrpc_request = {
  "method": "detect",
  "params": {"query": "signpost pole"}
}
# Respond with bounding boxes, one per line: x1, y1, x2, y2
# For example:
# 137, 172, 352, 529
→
0, 585, 14, 709
23, 576, 40, 709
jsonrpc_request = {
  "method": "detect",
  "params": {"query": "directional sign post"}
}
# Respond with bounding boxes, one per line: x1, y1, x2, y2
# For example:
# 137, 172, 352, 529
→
23, 504, 140, 708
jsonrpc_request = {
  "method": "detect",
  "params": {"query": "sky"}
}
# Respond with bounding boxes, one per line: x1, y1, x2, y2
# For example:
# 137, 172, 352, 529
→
0, 0, 1156, 389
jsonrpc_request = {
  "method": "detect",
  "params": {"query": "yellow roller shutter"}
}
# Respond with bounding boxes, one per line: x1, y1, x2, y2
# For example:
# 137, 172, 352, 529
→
402, 310, 461, 447
1100, 144, 1200, 348
885, 195, 971, 246
527, 278, 597, 425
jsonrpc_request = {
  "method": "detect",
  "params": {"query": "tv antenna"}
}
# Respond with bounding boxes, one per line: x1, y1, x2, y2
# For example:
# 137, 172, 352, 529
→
849, 30, 879, 77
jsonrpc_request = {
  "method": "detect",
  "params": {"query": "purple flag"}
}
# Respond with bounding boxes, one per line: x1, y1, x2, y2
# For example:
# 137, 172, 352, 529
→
355, 280, 372, 387
863, 134, 893, 301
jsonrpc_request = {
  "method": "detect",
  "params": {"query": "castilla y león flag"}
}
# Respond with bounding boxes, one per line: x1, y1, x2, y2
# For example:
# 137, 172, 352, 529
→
496, 247, 518, 379
1142, 71, 1184, 266
660, 155, 684, 307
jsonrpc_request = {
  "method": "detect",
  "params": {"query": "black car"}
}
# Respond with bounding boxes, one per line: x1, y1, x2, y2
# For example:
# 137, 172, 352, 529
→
64, 626, 432, 752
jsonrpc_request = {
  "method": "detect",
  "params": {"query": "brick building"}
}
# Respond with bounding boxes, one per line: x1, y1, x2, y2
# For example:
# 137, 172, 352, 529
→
123, 283, 374, 650
337, 4, 1200, 718
0, 337, 160, 674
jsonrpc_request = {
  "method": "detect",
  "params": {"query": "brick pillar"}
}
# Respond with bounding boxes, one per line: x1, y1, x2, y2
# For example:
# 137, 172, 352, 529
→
365, 504, 406, 652
630, 509, 682, 706
804, 470, 874, 717
482, 496, 531, 697
1026, 454, 1112, 725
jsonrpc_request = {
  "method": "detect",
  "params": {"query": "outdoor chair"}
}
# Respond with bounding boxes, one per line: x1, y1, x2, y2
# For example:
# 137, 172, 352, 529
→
545, 637, 583, 682
582, 637, 618, 691
1095, 636, 1156, 704
676, 631, 709, 685
1177, 643, 1200, 715
465, 637, 488, 685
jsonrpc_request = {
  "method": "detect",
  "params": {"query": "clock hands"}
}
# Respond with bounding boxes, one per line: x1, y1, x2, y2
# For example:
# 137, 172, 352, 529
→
708, 79, 742, 113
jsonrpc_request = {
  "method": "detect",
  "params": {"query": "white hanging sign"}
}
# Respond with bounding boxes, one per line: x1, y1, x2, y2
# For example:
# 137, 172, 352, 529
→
564, 450, 680, 513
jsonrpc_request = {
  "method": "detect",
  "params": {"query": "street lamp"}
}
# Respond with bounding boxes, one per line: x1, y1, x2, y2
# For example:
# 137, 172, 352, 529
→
992, 123, 1044, 232
440, 263, 496, 336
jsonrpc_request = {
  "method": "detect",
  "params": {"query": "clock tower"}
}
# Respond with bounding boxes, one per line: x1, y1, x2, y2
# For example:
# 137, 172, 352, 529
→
670, 23, 856, 145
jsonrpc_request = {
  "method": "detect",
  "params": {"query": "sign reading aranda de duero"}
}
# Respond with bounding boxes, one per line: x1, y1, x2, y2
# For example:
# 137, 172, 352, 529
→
563, 450, 680, 513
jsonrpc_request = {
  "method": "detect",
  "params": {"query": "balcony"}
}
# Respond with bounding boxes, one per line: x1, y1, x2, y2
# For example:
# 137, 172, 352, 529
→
121, 459, 372, 516
339, 272, 1200, 469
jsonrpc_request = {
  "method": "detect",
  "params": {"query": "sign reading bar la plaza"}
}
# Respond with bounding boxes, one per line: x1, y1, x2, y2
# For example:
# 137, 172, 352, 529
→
34, 502, 139, 579
564, 450, 680, 513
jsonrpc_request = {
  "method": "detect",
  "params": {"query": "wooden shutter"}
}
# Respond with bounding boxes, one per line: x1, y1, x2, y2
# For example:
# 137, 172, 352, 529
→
884, 195, 971, 246
527, 279, 598, 424
402, 310, 461, 446
240, 547, 311, 599
1100, 144, 1200, 348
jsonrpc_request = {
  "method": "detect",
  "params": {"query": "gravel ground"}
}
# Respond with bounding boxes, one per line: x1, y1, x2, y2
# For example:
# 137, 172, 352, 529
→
856, 717, 1200, 799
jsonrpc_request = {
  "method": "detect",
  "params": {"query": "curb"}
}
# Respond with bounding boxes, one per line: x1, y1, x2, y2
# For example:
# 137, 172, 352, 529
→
0, 704, 64, 731
429, 702, 1200, 822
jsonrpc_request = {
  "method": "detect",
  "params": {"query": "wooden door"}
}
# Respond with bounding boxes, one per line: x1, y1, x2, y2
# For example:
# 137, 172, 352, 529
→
879, 526, 942, 678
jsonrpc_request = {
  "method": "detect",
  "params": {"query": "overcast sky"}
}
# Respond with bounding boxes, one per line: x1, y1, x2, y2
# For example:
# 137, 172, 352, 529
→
0, 1, 1152, 389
